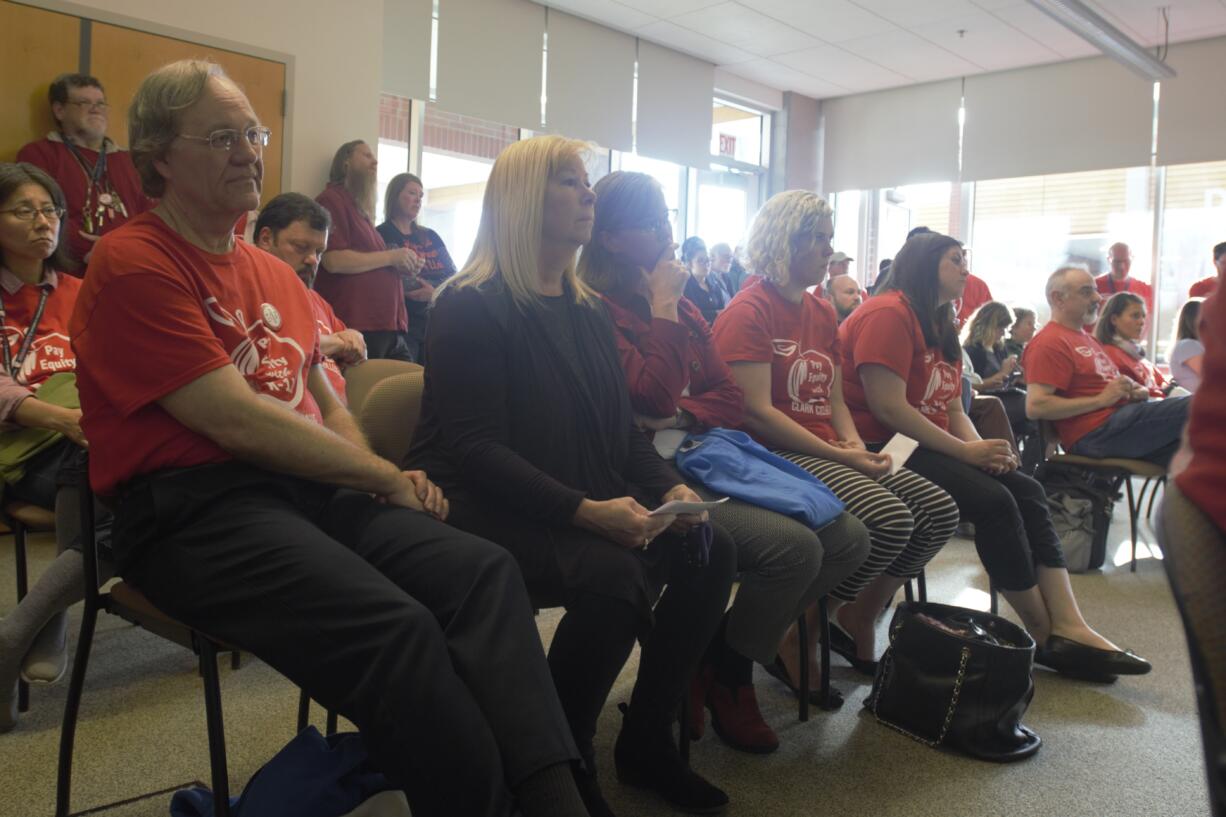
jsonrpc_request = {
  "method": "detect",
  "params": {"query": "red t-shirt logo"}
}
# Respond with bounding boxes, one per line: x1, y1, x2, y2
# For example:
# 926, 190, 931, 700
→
921, 353, 960, 417
785, 347, 835, 418
2, 328, 76, 388
205, 296, 309, 409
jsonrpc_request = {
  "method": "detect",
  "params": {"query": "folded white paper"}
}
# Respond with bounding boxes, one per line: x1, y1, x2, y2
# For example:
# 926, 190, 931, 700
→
649, 497, 730, 516
879, 433, 919, 476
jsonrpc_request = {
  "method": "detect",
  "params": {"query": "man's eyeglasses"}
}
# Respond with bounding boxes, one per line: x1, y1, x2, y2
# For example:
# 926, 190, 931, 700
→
0, 205, 65, 222
65, 99, 109, 112
177, 126, 272, 151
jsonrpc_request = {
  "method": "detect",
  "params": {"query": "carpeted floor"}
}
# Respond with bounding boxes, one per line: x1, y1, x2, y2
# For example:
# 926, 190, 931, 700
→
0, 486, 1211, 817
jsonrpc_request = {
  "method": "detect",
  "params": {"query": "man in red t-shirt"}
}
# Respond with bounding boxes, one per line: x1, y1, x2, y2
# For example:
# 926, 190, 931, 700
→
953, 273, 992, 329
1187, 241, 1225, 299
1025, 265, 1188, 464
17, 73, 152, 267
69, 60, 582, 815
1093, 242, 1153, 324
824, 273, 863, 324
314, 141, 418, 361
253, 193, 368, 406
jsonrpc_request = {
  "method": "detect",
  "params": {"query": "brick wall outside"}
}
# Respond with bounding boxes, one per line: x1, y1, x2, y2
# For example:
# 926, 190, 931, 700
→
422, 106, 519, 160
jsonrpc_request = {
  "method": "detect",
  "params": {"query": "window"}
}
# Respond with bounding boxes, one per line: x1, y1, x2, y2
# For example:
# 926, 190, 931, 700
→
831, 190, 863, 282
1157, 159, 1226, 357
710, 100, 766, 167
376, 94, 413, 224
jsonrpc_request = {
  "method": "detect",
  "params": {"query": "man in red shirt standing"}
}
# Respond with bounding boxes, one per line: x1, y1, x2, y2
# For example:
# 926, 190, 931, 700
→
314, 140, 420, 361
1024, 265, 1188, 464
69, 59, 585, 817
1187, 241, 1224, 299
17, 74, 152, 267
1095, 242, 1153, 317
253, 192, 367, 406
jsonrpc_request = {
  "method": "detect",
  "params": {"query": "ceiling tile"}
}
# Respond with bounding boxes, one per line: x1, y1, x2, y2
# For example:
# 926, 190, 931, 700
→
541, 0, 658, 30
669, 2, 824, 56
1086, 0, 1226, 45
913, 9, 1063, 70
725, 58, 853, 96
636, 19, 760, 64
848, 0, 984, 27
750, 0, 899, 41
617, 0, 723, 17
838, 28, 983, 79
775, 44, 910, 90
990, 2, 1101, 58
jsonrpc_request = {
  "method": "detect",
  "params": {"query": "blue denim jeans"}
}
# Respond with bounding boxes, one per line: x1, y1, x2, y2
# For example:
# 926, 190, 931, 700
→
1068, 396, 1191, 465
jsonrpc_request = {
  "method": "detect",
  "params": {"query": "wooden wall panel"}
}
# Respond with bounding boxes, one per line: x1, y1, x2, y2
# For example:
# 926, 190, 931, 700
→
0, 1, 80, 162
89, 22, 286, 204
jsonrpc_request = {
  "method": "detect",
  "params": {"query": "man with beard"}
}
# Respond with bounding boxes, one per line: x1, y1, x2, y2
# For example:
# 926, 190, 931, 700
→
254, 192, 367, 405
825, 273, 863, 323
1024, 265, 1189, 464
314, 140, 419, 360
18, 73, 152, 266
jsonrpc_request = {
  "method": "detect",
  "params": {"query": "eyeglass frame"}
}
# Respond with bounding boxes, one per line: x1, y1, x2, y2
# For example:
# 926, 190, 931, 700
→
617, 210, 677, 238
176, 126, 272, 152
63, 99, 110, 112
0, 205, 66, 222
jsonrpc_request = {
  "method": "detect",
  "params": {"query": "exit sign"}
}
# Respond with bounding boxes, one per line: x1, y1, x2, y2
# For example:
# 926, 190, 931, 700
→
719, 134, 737, 157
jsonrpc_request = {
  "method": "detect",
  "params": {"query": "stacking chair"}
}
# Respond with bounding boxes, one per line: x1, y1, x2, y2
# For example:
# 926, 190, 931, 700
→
3, 499, 56, 714
1037, 421, 1166, 572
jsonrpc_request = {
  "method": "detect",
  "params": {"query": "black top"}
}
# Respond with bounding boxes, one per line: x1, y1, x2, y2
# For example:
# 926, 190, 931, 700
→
407, 278, 682, 527
966, 342, 1006, 380
684, 274, 726, 325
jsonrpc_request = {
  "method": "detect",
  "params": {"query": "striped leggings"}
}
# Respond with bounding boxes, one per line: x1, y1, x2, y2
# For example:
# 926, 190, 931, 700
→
775, 452, 961, 603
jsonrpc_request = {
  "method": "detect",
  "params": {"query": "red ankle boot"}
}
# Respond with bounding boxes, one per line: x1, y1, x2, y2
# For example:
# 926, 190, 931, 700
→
706, 680, 779, 754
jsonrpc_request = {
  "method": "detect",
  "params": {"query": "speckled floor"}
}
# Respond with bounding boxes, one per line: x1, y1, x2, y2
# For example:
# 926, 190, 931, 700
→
0, 487, 1210, 817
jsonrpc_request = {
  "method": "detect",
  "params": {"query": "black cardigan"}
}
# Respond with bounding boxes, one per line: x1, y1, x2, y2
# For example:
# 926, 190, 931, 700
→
407, 278, 682, 525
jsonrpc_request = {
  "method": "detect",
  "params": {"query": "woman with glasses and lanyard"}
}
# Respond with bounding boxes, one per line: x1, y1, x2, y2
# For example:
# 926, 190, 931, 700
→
0, 163, 112, 732
17, 74, 152, 267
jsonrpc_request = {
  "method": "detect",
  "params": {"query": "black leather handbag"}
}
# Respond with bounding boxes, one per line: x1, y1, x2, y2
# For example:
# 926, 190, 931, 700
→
865, 601, 1042, 762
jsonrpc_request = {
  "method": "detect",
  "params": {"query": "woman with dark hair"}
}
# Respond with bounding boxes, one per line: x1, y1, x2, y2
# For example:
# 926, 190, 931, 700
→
0, 163, 110, 731
712, 191, 959, 680
840, 231, 1151, 681
681, 236, 726, 324
577, 171, 869, 753
377, 173, 456, 363
1170, 298, 1205, 393
1095, 292, 1178, 399
408, 137, 736, 816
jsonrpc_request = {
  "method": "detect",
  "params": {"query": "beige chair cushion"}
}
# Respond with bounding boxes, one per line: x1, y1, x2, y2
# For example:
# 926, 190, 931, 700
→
1048, 453, 1167, 478
343, 360, 423, 417
4, 500, 56, 530
358, 370, 426, 466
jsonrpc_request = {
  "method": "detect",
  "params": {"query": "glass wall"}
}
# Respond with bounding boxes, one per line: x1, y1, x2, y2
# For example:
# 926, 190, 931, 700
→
1157, 160, 1226, 356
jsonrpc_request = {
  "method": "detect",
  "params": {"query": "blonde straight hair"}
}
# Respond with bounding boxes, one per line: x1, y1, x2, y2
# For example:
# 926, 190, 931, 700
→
440, 134, 598, 309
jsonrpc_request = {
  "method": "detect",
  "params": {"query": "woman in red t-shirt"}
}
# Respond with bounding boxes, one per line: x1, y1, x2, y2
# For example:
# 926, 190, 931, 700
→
577, 171, 870, 753
0, 163, 108, 731
843, 231, 1150, 681
1094, 292, 1178, 399
712, 191, 960, 678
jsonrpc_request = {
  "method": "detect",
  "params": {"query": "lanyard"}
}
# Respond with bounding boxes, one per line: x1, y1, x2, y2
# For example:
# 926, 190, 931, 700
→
0, 286, 51, 382
61, 132, 107, 186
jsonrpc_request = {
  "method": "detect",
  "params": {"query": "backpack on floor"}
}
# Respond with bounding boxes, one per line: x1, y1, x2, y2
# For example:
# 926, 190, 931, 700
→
1035, 464, 1116, 573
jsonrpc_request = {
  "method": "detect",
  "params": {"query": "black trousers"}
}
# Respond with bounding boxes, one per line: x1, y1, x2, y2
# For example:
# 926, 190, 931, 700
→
114, 463, 577, 817
903, 449, 1066, 591
447, 500, 736, 764
360, 329, 415, 362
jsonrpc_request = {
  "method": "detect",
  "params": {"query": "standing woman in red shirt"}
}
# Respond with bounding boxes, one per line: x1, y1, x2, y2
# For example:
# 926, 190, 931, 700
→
577, 171, 870, 752
0, 163, 109, 731
842, 231, 1150, 681
712, 191, 960, 677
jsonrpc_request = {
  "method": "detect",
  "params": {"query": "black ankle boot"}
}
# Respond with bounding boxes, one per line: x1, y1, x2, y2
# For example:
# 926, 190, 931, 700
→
614, 709, 728, 814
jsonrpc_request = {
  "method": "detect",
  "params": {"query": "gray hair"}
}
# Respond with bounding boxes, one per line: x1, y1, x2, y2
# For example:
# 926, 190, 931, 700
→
1045, 264, 1090, 303
129, 59, 229, 198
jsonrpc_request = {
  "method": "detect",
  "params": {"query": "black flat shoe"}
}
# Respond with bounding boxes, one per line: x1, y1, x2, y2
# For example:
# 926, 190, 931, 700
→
826, 622, 879, 677
614, 714, 728, 814
1035, 635, 1152, 681
761, 656, 844, 711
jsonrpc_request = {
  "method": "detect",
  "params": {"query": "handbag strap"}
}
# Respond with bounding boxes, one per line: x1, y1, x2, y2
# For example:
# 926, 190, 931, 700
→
869, 644, 971, 747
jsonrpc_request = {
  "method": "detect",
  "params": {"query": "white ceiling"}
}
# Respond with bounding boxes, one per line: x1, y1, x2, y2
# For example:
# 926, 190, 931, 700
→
535, 0, 1226, 99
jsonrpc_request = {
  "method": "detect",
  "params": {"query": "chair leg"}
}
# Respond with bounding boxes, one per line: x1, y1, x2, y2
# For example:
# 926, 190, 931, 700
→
14, 521, 29, 713
296, 689, 310, 734
198, 639, 231, 817
326, 709, 338, 737
55, 598, 99, 817
916, 570, 928, 603
1146, 476, 1166, 521
903, 580, 914, 603
989, 582, 999, 616
796, 613, 810, 723
817, 598, 833, 713
678, 693, 690, 764
1126, 477, 1140, 573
